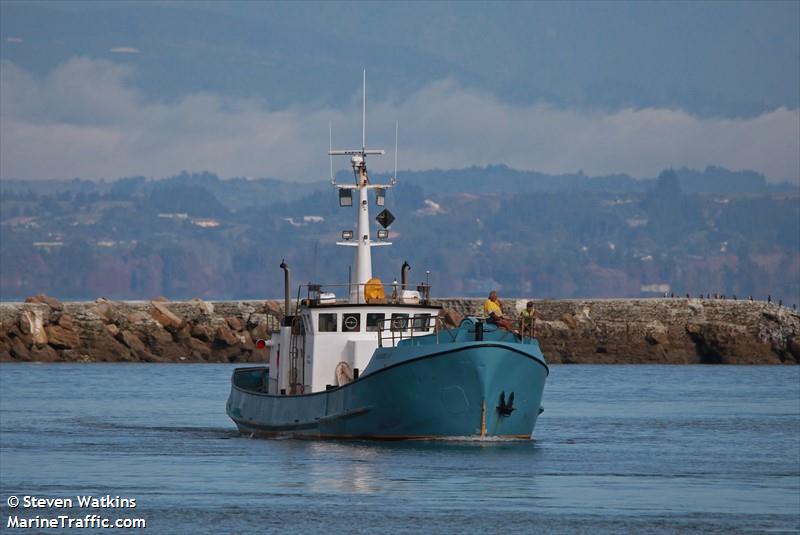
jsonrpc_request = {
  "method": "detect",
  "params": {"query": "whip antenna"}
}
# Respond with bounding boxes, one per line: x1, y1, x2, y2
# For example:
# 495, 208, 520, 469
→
329, 120, 335, 184
362, 69, 366, 152
392, 121, 399, 185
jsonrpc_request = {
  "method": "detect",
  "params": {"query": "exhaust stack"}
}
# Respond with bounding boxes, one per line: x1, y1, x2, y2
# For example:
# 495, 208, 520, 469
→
280, 259, 291, 317
401, 261, 411, 289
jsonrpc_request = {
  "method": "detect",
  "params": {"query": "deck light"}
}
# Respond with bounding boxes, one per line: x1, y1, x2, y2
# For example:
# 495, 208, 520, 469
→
341, 230, 354, 240
377, 229, 389, 240
339, 189, 352, 207
376, 188, 385, 206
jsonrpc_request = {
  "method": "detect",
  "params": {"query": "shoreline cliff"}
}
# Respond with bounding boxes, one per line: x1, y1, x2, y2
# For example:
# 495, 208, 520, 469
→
1, 296, 798, 364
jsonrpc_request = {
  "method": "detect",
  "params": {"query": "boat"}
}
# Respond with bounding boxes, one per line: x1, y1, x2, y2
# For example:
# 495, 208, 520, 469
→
226, 73, 548, 439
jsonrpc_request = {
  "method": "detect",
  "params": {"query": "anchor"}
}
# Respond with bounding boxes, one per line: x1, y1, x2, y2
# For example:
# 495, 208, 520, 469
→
497, 391, 515, 416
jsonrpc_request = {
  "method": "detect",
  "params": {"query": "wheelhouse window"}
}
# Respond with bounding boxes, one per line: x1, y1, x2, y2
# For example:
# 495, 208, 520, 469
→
412, 313, 432, 332
318, 313, 337, 332
391, 313, 409, 331
366, 313, 385, 332
343, 313, 361, 333
367, 312, 386, 332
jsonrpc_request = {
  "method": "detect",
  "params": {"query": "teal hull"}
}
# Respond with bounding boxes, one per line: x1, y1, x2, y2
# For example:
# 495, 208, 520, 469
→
227, 341, 548, 439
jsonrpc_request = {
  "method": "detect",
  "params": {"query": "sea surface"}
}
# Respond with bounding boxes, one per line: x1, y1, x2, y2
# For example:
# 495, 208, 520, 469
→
1, 364, 798, 534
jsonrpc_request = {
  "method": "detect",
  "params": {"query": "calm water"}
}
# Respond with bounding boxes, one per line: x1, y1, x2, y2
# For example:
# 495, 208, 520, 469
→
1, 364, 798, 534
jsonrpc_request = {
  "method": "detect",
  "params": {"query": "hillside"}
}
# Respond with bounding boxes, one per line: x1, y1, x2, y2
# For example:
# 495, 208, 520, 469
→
1, 167, 798, 305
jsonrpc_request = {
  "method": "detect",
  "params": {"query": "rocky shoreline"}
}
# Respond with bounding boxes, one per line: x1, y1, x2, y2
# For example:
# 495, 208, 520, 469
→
1, 295, 798, 364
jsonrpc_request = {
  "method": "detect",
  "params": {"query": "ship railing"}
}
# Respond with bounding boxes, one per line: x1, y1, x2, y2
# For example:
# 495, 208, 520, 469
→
295, 281, 432, 308
517, 316, 537, 341
476, 315, 538, 344
376, 315, 457, 348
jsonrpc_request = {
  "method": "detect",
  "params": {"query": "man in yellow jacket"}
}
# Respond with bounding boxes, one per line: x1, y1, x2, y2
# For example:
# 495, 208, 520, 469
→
483, 290, 513, 330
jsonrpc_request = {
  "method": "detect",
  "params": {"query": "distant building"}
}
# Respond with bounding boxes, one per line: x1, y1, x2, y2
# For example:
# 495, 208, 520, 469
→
641, 283, 670, 294
191, 218, 220, 228
157, 213, 189, 220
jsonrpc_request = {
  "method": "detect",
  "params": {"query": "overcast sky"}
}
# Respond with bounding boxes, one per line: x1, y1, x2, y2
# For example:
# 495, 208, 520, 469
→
1, 1, 798, 183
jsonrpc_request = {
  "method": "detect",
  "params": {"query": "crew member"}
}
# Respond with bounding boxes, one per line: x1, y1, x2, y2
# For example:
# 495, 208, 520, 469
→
483, 290, 513, 330
520, 301, 538, 336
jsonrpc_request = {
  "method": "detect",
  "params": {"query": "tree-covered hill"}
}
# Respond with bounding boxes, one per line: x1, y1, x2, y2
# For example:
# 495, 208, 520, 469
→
1, 167, 798, 305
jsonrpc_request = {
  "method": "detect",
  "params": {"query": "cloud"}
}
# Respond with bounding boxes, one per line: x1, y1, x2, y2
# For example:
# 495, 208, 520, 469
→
6, 37, 24, 43
109, 47, 140, 54
1, 57, 798, 183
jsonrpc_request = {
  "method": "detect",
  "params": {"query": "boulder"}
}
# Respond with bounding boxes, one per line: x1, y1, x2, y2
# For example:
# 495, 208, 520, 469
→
561, 313, 577, 330
118, 330, 146, 353
135, 350, 165, 363
150, 301, 183, 331
30, 345, 59, 362
136, 322, 173, 346
240, 331, 255, 351
60, 349, 90, 362
157, 342, 187, 361
685, 323, 702, 335
133, 323, 183, 360
191, 324, 215, 342
94, 299, 122, 324
25, 294, 63, 311
644, 320, 668, 346
105, 323, 120, 338
126, 312, 150, 324
19, 309, 48, 345
226, 316, 243, 332
264, 301, 284, 318
191, 298, 215, 315
80, 327, 132, 361
58, 314, 74, 330
9, 336, 30, 360
788, 336, 800, 360
174, 324, 192, 342
248, 313, 273, 339
247, 313, 267, 329
46, 325, 80, 349
185, 337, 212, 360
13, 327, 33, 347
215, 324, 239, 346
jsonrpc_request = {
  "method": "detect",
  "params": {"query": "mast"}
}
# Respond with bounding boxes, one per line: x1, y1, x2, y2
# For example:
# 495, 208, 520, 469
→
330, 70, 393, 303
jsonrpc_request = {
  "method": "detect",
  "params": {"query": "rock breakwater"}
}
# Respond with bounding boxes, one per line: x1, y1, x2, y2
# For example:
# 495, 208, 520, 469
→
438, 298, 800, 364
1, 296, 798, 364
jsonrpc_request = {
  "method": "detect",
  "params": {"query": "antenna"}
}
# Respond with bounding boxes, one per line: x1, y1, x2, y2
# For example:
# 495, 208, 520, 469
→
329, 121, 335, 184
392, 121, 399, 185
362, 69, 366, 152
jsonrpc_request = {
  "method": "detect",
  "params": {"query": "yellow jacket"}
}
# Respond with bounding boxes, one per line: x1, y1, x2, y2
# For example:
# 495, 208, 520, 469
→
483, 298, 502, 317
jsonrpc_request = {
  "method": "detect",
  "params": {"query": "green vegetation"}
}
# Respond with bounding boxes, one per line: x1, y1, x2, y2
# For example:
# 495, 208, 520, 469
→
1, 168, 798, 304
